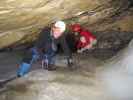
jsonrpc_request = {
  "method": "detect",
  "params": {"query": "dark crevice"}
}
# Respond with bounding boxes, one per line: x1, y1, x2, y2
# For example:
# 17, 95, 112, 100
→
128, 0, 133, 7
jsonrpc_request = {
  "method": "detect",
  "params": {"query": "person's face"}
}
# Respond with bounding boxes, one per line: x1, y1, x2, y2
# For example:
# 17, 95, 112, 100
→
52, 26, 63, 39
80, 36, 86, 43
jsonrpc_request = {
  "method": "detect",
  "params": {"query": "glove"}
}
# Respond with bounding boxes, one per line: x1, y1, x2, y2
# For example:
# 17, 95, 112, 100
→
77, 49, 83, 53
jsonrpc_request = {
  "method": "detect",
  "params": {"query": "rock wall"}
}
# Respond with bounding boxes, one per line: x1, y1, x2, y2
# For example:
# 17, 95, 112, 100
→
0, 0, 132, 49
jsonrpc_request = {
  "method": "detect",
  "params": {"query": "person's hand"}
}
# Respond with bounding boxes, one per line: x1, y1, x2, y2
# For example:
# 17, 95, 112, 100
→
85, 44, 92, 49
77, 49, 83, 53
80, 36, 86, 43
67, 58, 73, 67
90, 38, 97, 45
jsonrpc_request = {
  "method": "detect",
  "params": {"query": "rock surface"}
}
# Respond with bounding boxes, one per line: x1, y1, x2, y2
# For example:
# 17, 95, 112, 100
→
99, 39, 133, 100
0, 39, 133, 100
0, 51, 106, 100
0, 0, 133, 49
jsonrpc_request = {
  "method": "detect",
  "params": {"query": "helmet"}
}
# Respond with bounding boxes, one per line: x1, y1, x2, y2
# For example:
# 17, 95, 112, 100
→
71, 23, 81, 32
54, 21, 66, 32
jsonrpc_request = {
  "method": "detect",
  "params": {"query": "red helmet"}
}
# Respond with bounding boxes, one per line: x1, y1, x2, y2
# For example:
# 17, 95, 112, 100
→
71, 24, 81, 32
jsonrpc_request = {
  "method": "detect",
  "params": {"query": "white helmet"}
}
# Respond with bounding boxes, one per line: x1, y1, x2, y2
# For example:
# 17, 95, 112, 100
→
54, 21, 66, 32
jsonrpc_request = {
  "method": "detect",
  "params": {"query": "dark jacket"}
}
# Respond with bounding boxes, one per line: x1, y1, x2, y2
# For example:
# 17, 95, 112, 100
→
35, 27, 72, 58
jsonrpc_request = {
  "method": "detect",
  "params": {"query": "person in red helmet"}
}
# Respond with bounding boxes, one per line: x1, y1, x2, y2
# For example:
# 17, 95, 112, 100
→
71, 23, 97, 53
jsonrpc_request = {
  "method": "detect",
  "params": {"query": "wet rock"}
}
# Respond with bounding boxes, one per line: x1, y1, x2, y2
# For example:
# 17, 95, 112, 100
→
0, 51, 107, 100
90, 31, 133, 59
1, 39, 133, 100
99, 39, 133, 100
0, 67, 107, 100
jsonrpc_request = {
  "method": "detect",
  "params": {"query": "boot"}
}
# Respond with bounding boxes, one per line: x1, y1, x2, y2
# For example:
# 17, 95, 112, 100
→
17, 62, 31, 77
